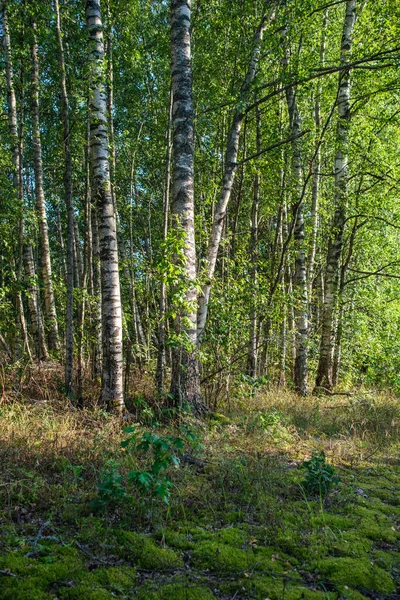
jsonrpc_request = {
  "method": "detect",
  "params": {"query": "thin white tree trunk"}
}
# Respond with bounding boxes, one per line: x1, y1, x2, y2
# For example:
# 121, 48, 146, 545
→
156, 88, 173, 395
23, 244, 48, 360
315, 0, 356, 392
31, 19, 59, 351
54, 0, 74, 398
77, 147, 92, 404
247, 105, 261, 378
2, 1, 32, 361
169, 0, 203, 411
197, 3, 277, 341
86, 0, 124, 411
307, 10, 328, 302
282, 29, 308, 396
91, 203, 102, 378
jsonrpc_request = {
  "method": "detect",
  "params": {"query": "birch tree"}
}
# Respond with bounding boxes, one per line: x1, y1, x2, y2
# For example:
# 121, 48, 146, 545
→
31, 19, 59, 351
315, 0, 357, 392
282, 27, 308, 396
86, 0, 124, 411
54, 0, 74, 398
246, 105, 261, 378
169, 0, 203, 411
1, 0, 32, 360
156, 89, 173, 395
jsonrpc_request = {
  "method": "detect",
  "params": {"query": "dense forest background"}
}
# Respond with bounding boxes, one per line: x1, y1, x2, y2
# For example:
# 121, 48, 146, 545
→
1, 0, 400, 406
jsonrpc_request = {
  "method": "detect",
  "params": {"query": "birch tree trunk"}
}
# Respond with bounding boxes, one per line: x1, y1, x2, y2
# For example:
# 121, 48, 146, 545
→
156, 88, 173, 395
23, 244, 48, 360
106, 1, 117, 223
307, 10, 327, 303
77, 150, 92, 404
91, 205, 102, 378
54, 0, 74, 398
197, 3, 277, 342
2, 0, 32, 361
31, 19, 59, 351
169, 0, 203, 411
247, 105, 261, 378
86, 0, 124, 411
315, 0, 356, 392
283, 32, 308, 396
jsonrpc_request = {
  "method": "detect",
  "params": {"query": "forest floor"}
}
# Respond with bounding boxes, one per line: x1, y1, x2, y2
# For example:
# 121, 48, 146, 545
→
0, 364, 399, 599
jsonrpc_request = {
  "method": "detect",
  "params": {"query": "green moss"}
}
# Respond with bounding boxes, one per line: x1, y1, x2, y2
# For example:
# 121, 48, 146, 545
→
311, 513, 354, 530
59, 586, 114, 599
252, 546, 298, 572
370, 487, 400, 505
93, 565, 137, 586
352, 505, 398, 542
215, 527, 248, 546
316, 557, 395, 593
275, 526, 304, 558
154, 528, 195, 550
222, 575, 333, 600
192, 537, 296, 577
0, 546, 85, 600
136, 583, 216, 599
185, 526, 215, 541
338, 590, 369, 600
113, 530, 183, 568
331, 531, 373, 557
192, 540, 254, 571
374, 550, 400, 570
223, 510, 243, 524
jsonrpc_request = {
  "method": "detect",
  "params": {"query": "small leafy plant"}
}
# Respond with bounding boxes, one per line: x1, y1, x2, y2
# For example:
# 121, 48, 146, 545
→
93, 460, 128, 512
301, 450, 339, 495
93, 424, 196, 512
122, 426, 191, 504
239, 374, 269, 399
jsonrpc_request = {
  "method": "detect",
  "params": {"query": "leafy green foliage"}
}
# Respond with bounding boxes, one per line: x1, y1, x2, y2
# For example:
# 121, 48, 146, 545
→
92, 461, 128, 512
122, 426, 187, 504
301, 451, 339, 496
93, 423, 196, 510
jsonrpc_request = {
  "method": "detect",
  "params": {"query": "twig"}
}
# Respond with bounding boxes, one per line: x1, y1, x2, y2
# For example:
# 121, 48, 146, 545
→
26, 521, 65, 557
0, 569, 19, 578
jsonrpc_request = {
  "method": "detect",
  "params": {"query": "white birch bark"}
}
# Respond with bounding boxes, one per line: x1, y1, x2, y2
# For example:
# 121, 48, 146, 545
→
169, 0, 203, 411
156, 88, 173, 394
315, 0, 356, 392
247, 105, 261, 378
54, 0, 74, 398
307, 10, 328, 302
23, 244, 48, 360
2, 1, 32, 361
31, 19, 59, 351
91, 204, 102, 378
282, 29, 308, 396
86, 0, 124, 411
197, 4, 277, 341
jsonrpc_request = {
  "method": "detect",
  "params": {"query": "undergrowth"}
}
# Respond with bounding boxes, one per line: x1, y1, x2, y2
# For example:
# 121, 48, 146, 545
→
0, 364, 399, 599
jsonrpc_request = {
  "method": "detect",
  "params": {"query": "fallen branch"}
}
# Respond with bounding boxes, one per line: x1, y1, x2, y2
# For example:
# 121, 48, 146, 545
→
26, 521, 65, 557
0, 569, 19, 578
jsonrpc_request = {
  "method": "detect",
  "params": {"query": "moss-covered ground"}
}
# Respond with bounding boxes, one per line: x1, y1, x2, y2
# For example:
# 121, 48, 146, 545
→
0, 374, 399, 599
